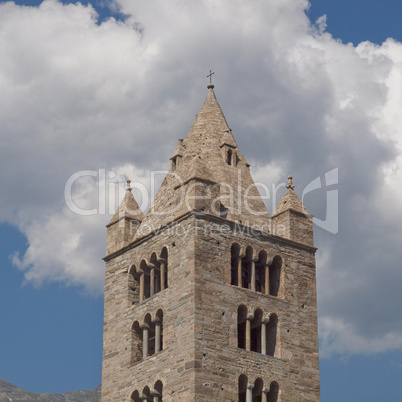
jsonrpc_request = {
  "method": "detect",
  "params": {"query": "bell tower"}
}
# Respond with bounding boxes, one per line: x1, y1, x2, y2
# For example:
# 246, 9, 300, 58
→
101, 84, 320, 401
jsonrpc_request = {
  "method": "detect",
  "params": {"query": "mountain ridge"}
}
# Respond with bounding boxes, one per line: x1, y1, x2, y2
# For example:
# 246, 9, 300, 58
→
0, 378, 101, 402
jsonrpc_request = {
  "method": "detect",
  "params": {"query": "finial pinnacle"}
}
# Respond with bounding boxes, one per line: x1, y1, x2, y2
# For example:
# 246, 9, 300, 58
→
286, 176, 295, 190
207, 70, 215, 88
126, 179, 132, 191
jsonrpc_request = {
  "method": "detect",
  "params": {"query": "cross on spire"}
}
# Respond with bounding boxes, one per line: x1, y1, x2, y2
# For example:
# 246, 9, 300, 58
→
286, 176, 295, 190
207, 70, 215, 84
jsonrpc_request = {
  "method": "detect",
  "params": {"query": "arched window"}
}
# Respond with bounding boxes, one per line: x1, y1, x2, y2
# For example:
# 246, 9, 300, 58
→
269, 256, 282, 297
242, 246, 253, 289
238, 374, 248, 402
266, 314, 278, 357
155, 309, 164, 353
255, 250, 267, 293
144, 313, 154, 357
227, 149, 233, 165
139, 260, 150, 301
128, 264, 140, 305
153, 380, 163, 402
141, 386, 151, 401
237, 305, 248, 350
136, 248, 168, 303
132, 310, 164, 362
230, 243, 241, 286
131, 382, 164, 402
130, 390, 140, 402
131, 321, 143, 364
160, 247, 168, 290
251, 309, 263, 353
150, 252, 159, 295
253, 378, 264, 402
266, 381, 279, 402
238, 307, 278, 357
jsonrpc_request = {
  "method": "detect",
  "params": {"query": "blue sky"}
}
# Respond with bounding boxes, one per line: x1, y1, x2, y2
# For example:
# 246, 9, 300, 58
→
1, 1, 402, 401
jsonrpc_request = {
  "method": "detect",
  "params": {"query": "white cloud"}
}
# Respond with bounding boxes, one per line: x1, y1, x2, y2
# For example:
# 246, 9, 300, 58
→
12, 207, 107, 295
1, 0, 402, 356
319, 317, 402, 357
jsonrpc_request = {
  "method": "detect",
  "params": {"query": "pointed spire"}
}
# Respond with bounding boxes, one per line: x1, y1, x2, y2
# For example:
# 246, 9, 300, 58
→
106, 179, 145, 254
272, 175, 314, 246
273, 176, 310, 217
108, 180, 144, 226
133, 85, 270, 239
180, 84, 231, 158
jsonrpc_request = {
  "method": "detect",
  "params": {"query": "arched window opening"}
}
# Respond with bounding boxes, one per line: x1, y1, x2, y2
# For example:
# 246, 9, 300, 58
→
238, 374, 248, 402
160, 247, 168, 290
253, 378, 264, 402
231, 243, 240, 286
154, 267, 161, 294
129, 265, 140, 305
131, 321, 143, 364
227, 149, 233, 165
237, 305, 247, 350
242, 246, 254, 289
255, 251, 267, 293
133, 310, 163, 362
136, 248, 169, 303
266, 381, 279, 402
143, 271, 150, 299
141, 386, 151, 402
155, 309, 164, 353
251, 309, 263, 353
150, 252, 159, 296
139, 260, 149, 302
153, 380, 163, 402
266, 314, 278, 357
131, 390, 140, 402
241, 258, 249, 289
269, 256, 282, 297
144, 314, 155, 357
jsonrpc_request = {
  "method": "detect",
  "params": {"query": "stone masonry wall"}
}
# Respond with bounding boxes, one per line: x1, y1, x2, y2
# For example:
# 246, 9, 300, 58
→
102, 217, 199, 401
102, 212, 320, 401
191, 216, 320, 401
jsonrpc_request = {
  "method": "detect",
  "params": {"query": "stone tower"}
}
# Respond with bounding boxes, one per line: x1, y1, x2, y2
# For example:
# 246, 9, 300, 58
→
101, 85, 320, 401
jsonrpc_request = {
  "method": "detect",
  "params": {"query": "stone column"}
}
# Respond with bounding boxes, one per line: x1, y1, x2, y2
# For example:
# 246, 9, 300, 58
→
154, 318, 161, 353
140, 395, 148, 402
246, 384, 254, 402
155, 266, 161, 294
262, 387, 270, 402
265, 263, 270, 295
139, 271, 145, 302
246, 314, 254, 351
151, 390, 160, 402
261, 318, 269, 355
237, 256, 242, 287
140, 323, 149, 359
159, 259, 166, 291
149, 264, 155, 297
251, 259, 257, 291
